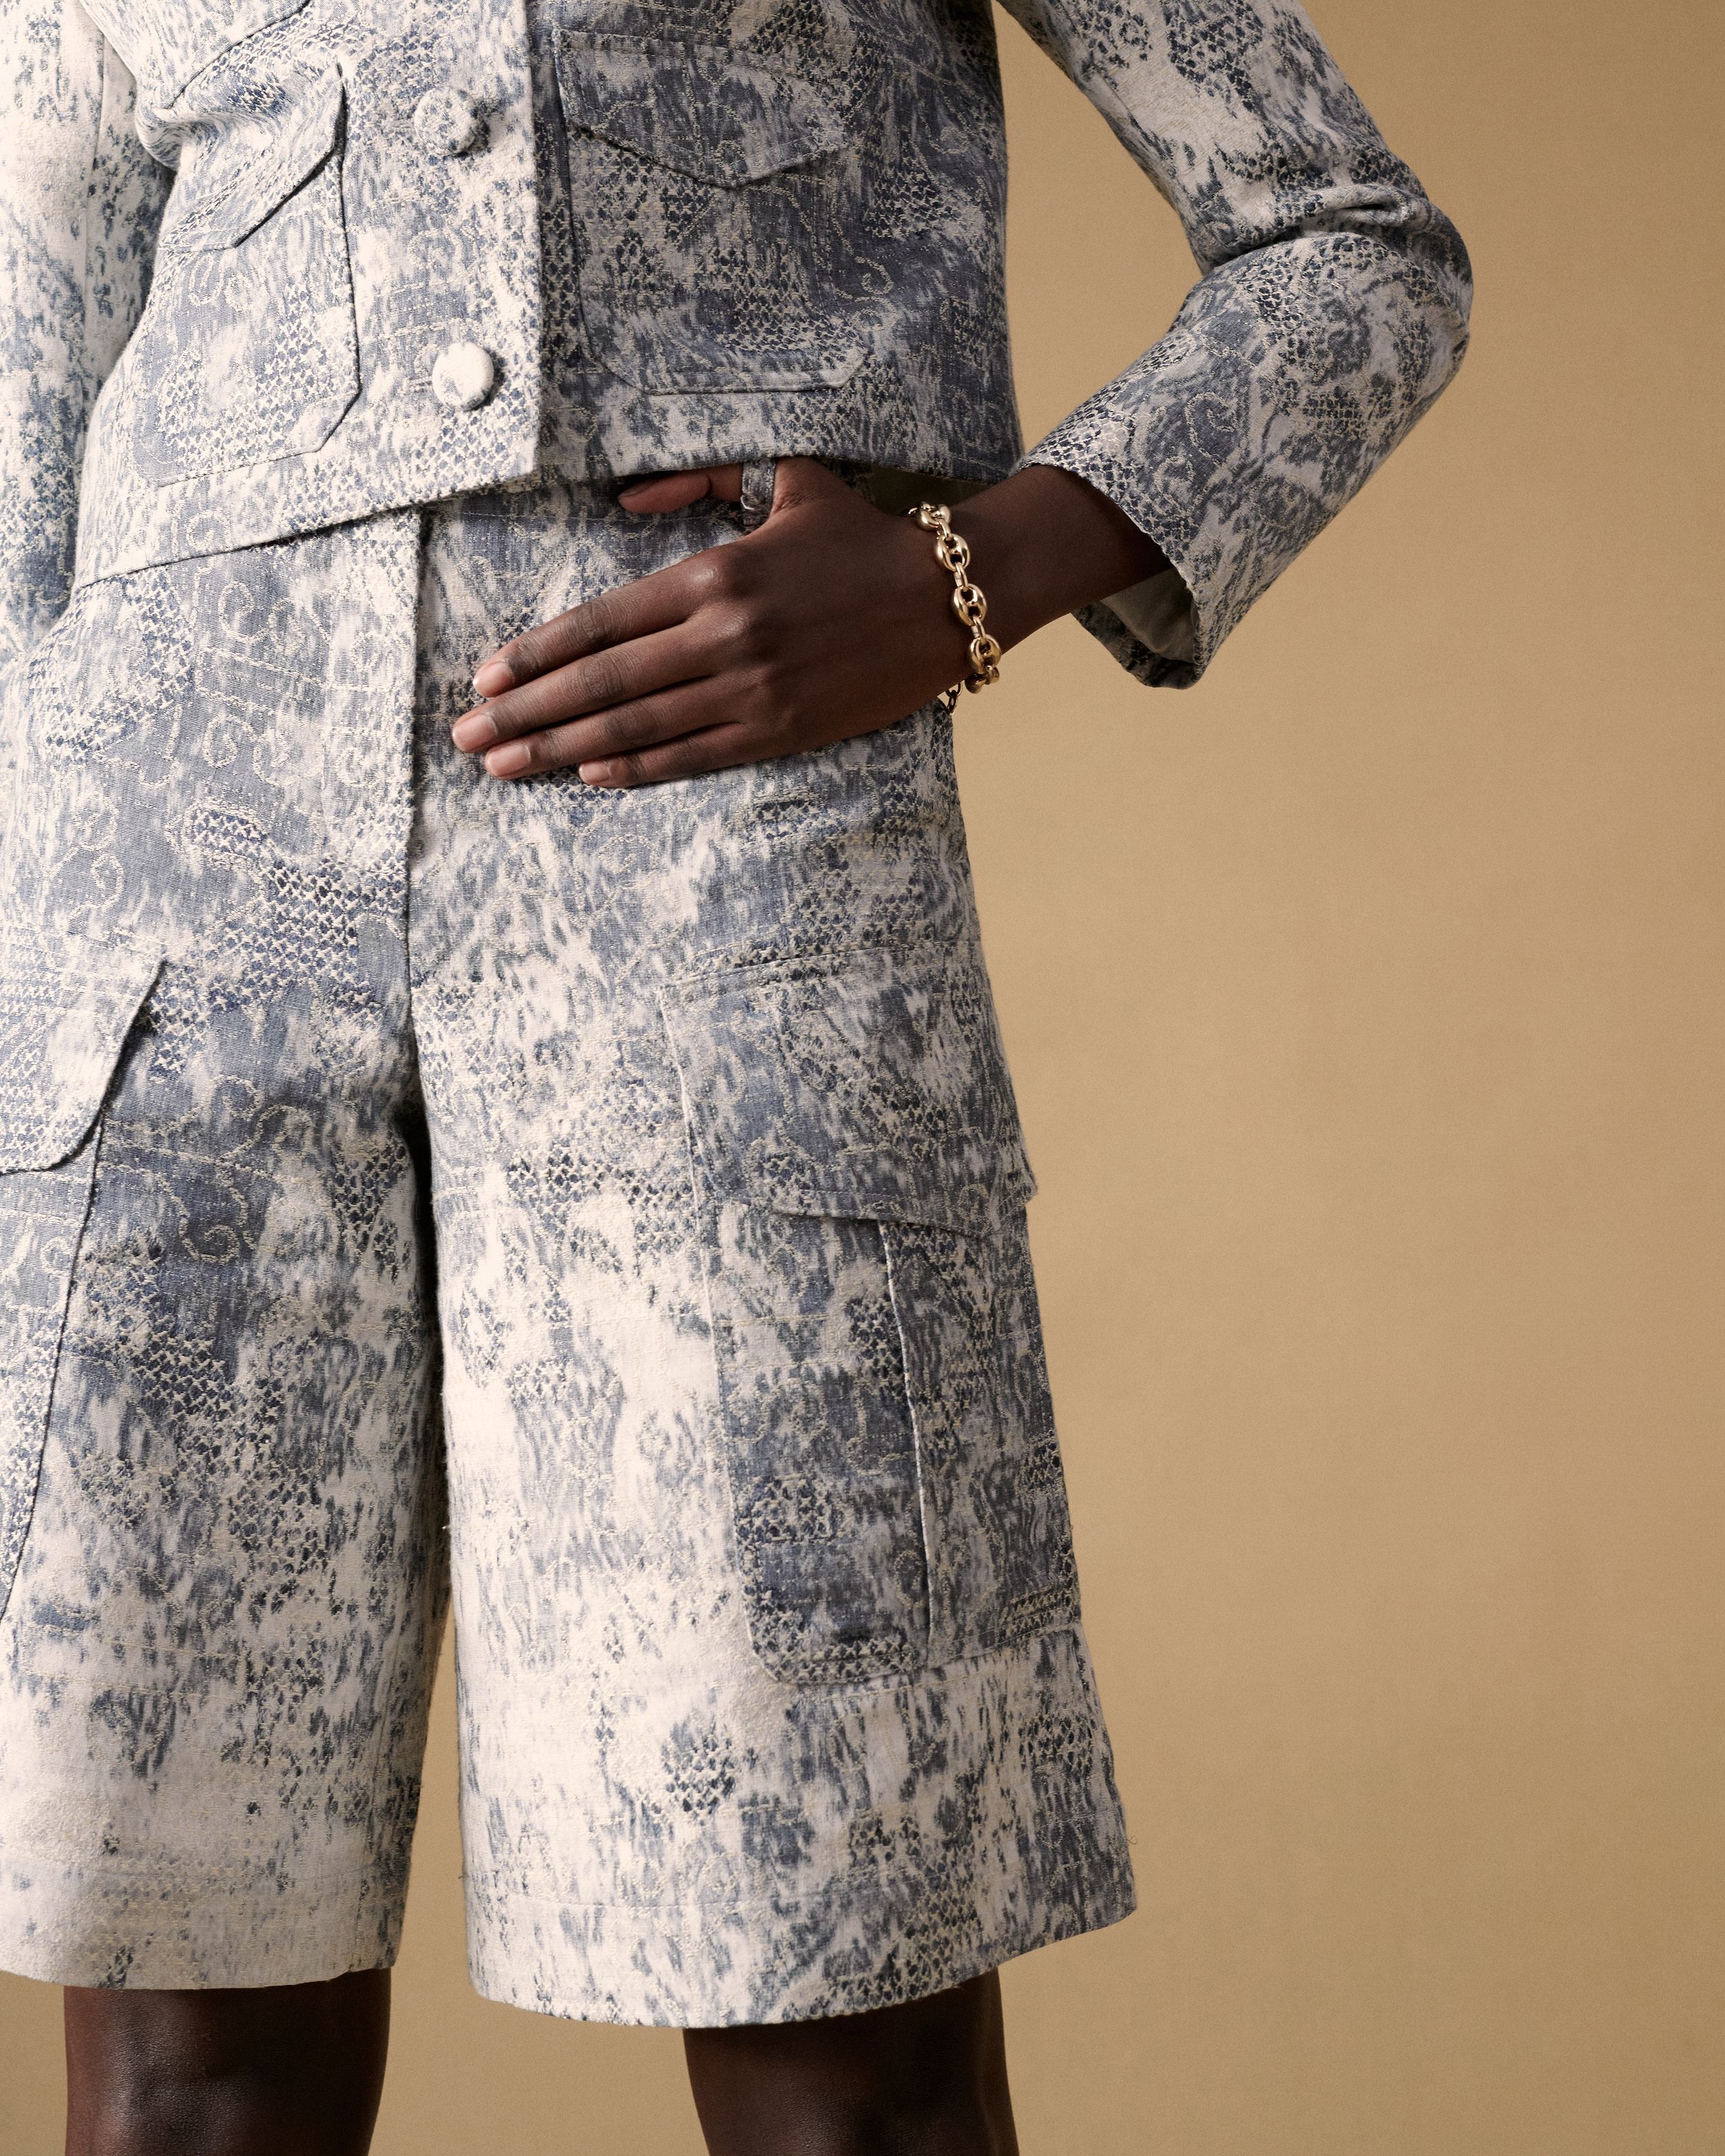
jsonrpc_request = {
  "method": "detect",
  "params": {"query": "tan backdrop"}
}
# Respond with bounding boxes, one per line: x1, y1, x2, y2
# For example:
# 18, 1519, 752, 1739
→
5, 1, 1722, 2147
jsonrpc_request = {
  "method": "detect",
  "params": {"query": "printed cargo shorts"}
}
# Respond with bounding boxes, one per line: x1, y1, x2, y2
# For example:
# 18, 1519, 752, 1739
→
0, 473, 1134, 2024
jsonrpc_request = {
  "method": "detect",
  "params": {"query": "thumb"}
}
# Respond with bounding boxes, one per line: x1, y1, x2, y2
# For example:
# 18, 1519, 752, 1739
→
616, 464, 745, 513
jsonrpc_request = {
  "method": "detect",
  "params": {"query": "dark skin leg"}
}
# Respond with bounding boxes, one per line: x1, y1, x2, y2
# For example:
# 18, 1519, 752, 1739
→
686, 1972, 1020, 2156
62, 1970, 391, 2156
61, 1967, 1014, 2155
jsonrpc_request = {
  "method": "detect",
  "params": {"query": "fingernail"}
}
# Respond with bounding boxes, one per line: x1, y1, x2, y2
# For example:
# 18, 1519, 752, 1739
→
486, 741, 531, 778
472, 660, 514, 697
451, 711, 497, 750
579, 760, 620, 787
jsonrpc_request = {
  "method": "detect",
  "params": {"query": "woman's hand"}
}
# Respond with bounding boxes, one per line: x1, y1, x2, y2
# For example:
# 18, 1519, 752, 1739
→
453, 456, 1167, 787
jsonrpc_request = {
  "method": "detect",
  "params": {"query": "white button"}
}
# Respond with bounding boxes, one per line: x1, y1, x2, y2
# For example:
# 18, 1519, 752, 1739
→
413, 88, 484, 158
432, 342, 496, 411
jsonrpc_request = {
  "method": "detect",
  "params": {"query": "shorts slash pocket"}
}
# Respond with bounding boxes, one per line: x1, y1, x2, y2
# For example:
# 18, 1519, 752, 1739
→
660, 944, 1080, 1688
0, 927, 161, 1623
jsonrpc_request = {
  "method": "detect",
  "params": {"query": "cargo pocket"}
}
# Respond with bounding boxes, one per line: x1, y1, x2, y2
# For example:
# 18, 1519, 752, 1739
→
132, 68, 359, 484
555, 33, 871, 393
660, 944, 1080, 1688
0, 928, 160, 1624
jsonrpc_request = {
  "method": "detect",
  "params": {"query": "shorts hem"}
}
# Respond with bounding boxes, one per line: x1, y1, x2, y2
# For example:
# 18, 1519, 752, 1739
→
0, 1853, 405, 1991
462, 1862, 1139, 2028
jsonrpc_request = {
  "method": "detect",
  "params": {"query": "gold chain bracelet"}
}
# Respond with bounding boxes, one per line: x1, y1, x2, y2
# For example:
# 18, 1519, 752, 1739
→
907, 502, 1003, 714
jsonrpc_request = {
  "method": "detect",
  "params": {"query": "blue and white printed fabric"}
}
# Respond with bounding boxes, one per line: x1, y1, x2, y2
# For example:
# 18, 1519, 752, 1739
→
0, 0, 1470, 698
0, 479, 1136, 2019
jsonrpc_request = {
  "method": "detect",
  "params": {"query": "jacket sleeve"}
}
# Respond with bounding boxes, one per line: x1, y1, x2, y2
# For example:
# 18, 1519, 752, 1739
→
0, 0, 167, 677
995, 0, 1472, 687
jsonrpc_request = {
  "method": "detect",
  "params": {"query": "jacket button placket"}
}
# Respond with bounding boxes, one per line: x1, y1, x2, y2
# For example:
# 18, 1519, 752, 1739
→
410, 63, 505, 419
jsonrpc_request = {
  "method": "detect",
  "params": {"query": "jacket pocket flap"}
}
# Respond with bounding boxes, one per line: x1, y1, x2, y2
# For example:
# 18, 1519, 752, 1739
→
0, 928, 160, 1174
166, 70, 344, 253
659, 947, 1035, 1237
141, 0, 315, 105
556, 34, 843, 185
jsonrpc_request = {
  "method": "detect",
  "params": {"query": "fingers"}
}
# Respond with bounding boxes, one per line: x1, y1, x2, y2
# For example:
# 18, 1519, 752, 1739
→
474, 457, 849, 693
469, 561, 696, 698
577, 726, 755, 789
455, 621, 707, 755
459, 456, 877, 787
616, 464, 745, 513
476, 680, 740, 782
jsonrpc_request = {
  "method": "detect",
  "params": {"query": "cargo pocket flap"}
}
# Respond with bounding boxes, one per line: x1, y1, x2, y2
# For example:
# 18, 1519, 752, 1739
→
167, 70, 344, 253
557, 34, 844, 185
0, 929, 160, 1173
659, 947, 1036, 1238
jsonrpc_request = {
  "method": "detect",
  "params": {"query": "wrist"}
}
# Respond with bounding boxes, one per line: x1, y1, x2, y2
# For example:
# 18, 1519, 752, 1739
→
947, 466, 1169, 655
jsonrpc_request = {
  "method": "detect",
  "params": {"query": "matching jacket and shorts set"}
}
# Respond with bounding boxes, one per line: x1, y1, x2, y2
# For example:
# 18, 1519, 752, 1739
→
0, 0, 1468, 2022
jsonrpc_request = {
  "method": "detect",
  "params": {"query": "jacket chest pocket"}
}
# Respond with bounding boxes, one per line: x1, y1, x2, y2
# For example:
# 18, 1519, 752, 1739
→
661, 945, 1079, 1689
555, 33, 874, 394
131, 70, 359, 486
0, 929, 159, 1627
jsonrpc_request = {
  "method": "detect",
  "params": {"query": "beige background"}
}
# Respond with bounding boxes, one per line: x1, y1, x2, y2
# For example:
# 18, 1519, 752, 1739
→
5, 0, 1722, 2147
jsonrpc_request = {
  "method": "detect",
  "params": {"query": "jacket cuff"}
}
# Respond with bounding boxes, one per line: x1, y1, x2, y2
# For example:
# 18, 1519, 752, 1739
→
1093, 566, 1200, 689
1017, 233, 1470, 691
1016, 422, 1211, 689
1018, 411, 1216, 690
1012, 439, 1206, 688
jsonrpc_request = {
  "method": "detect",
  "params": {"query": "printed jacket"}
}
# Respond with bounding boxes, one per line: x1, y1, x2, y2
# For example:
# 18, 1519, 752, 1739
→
0, 0, 1470, 690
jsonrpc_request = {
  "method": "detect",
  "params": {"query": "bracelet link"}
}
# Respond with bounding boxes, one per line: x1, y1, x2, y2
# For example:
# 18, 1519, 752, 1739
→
909, 502, 1003, 713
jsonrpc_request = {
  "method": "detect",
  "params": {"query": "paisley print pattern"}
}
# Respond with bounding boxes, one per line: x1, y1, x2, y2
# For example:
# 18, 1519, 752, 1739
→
1, 0, 1469, 698
0, 0, 1470, 2022
0, 481, 1135, 2019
